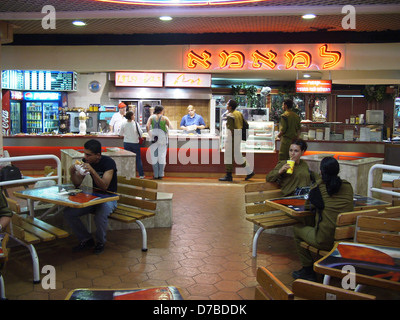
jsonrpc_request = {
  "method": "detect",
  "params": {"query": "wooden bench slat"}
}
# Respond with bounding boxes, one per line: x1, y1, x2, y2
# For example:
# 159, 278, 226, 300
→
246, 213, 298, 229
256, 267, 294, 300
19, 220, 55, 242
334, 225, 355, 241
357, 215, 400, 232
113, 209, 153, 220
119, 195, 157, 211
109, 212, 136, 223
10, 224, 40, 244
117, 185, 157, 200
20, 214, 69, 239
382, 206, 400, 217
245, 190, 283, 204
117, 176, 158, 189
356, 230, 400, 247
244, 183, 279, 193
115, 205, 156, 217
245, 203, 278, 214
336, 209, 379, 226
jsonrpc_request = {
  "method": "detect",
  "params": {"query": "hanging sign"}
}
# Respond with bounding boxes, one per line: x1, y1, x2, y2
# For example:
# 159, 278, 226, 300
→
296, 80, 332, 93
115, 72, 163, 87
165, 73, 211, 88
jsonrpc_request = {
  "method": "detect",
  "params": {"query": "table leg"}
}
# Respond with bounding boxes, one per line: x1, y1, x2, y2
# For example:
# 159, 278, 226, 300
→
27, 199, 35, 218
323, 274, 331, 285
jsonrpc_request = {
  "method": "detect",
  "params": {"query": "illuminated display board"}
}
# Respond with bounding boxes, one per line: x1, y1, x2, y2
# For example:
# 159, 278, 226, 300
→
185, 44, 344, 71
1, 70, 77, 91
296, 80, 332, 94
115, 72, 163, 87
165, 73, 211, 88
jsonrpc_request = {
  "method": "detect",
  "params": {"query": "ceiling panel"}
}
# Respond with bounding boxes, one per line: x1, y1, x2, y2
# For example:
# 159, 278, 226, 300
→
1, 0, 400, 35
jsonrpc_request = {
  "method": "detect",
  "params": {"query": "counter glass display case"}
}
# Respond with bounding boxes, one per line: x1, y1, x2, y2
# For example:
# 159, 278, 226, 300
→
300, 122, 384, 142
220, 120, 275, 153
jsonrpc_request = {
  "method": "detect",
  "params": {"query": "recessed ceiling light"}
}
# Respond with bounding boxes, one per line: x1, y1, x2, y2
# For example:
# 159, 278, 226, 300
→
159, 16, 173, 21
303, 74, 311, 78
72, 20, 87, 26
302, 14, 316, 20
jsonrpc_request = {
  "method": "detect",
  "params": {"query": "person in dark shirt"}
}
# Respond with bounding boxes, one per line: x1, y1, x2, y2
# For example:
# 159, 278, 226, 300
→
64, 139, 118, 255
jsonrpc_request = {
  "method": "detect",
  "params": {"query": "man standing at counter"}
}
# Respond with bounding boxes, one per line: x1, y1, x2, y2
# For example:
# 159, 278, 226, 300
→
180, 105, 206, 134
277, 99, 301, 160
219, 99, 254, 182
109, 102, 127, 134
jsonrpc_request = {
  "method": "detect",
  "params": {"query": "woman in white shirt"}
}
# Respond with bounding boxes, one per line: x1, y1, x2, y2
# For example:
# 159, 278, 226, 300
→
119, 111, 145, 178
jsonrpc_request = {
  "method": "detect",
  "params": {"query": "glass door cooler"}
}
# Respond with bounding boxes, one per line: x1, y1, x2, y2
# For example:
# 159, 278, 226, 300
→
25, 102, 43, 134
43, 102, 59, 133
10, 101, 22, 134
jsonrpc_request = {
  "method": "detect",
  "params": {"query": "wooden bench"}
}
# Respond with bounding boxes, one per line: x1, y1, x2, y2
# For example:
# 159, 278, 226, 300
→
245, 182, 300, 257
355, 215, 400, 247
108, 176, 158, 252
300, 205, 400, 258
3, 196, 69, 285
255, 266, 376, 300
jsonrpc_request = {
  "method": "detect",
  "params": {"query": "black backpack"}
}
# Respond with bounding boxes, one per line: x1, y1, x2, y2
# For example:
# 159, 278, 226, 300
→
0, 165, 22, 181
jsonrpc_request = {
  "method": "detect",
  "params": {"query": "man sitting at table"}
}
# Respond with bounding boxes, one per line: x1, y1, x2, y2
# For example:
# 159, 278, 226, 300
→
266, 138, 315, 196
64, 139, 118, 255
292, 157, 353, 281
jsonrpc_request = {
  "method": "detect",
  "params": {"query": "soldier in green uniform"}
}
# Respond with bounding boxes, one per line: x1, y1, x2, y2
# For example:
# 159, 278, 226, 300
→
292, 157, 354, 281
266, 139, 314, 196
277, 99, 301, 161
219, 99, 254, 182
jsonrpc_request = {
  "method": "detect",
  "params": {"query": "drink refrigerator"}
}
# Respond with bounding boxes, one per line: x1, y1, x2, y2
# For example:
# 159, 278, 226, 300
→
22, 91, 67, 133
1, 90, 23, 135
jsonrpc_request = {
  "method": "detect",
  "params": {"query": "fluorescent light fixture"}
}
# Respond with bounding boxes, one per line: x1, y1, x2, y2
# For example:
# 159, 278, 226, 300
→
303, 74, 311, 78
302, 14, 316, 19
337, 95, 365, 98
159, 16, 173, 21
72, 20, 86, 26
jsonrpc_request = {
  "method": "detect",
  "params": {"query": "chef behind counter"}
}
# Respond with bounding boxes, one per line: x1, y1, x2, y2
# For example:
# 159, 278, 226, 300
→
180, 105, 206, 134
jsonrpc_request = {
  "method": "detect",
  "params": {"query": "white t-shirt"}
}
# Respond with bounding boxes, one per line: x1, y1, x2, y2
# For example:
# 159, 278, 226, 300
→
110, 113, 126, 134
119, 121, 142, 143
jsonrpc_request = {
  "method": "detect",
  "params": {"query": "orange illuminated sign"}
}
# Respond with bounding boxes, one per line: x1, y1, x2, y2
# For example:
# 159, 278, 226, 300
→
296, 80, 332, 94
115, 72, 163, 87
186, 44, 344, 71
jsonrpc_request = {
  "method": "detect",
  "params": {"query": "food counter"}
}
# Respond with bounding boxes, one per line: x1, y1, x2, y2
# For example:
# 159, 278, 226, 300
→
3, 133, 123, 148
3, 131, 386, 177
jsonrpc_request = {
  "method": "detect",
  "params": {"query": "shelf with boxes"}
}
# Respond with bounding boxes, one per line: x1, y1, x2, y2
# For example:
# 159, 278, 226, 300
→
300, 122, 384, 142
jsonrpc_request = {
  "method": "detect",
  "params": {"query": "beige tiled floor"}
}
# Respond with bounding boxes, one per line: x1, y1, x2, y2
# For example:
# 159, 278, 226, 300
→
2, 177, 399, 300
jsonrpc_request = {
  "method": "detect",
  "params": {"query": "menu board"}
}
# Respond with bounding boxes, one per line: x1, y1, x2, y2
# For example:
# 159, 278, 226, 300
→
2, 70, 77, 91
